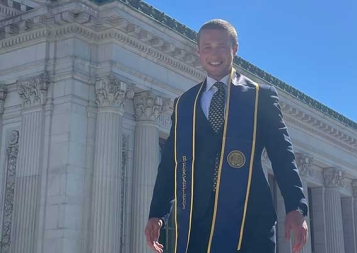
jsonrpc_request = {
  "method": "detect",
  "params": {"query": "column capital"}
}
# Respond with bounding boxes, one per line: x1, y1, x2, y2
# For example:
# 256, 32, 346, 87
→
295, 152, 314, 178
95, 76, 134, 110
134, 91, 166, 122
17, 73, 49, 108
323, 167, 345, 188
0, 83, 7, 114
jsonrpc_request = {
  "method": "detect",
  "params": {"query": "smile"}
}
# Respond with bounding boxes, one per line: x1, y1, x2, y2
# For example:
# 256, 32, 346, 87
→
209, 61, 222, 66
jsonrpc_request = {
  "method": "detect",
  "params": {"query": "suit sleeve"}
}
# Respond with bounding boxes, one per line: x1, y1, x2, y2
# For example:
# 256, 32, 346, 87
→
148, 99, 176, 222
261, 85, 308, 216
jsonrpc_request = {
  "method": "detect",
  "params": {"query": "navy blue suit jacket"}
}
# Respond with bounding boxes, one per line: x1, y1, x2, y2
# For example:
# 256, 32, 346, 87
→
149, 72, 307, 239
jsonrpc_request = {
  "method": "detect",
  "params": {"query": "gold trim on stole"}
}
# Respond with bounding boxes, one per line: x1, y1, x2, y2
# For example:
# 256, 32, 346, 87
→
237, 82, 259, 250
174, 83, 205, 253
206, 69, 260, 252
174, 95, 181, 253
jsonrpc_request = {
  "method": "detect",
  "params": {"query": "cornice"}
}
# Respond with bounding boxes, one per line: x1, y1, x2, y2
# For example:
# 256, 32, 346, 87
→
0, 19, 204, 79
0, 27, 49, 51
281, 102, 357, 153
0, 3, 22, 17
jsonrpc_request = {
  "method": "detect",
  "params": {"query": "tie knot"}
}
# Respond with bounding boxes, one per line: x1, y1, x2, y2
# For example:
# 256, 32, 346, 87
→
214, 82, 225, 91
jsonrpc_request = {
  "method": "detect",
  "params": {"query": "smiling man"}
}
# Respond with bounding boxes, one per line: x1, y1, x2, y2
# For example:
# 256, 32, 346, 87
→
145, 19, 308, 253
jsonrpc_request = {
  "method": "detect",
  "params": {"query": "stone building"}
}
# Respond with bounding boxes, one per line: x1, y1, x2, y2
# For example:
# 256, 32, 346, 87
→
0, 1, 356, 253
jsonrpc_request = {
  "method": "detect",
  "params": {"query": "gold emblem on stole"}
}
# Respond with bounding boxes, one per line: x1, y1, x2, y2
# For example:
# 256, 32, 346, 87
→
227, 150, 246, 168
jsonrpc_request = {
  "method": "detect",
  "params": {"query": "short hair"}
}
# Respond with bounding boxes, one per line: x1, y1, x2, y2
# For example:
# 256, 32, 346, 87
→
197, 19, 238, 47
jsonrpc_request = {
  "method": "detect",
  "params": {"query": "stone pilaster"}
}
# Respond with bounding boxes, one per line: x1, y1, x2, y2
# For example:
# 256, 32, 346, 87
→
341, 195, 356, 253
323, 167, 345, 253
90, 76, 133, 253
1, 130, 19, 253
131, 91, 164, 253
11, 73, 49, 253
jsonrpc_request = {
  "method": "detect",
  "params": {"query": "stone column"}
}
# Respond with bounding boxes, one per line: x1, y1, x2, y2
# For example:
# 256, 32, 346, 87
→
342, 195, 356, 253
323, 167, 345, 253
276, 186, 292, 253
11, 74, 49, 253
131, 91, 163, 253
310, 187, 327, 253
90, 76, 133, 253
295, 152, 313, 253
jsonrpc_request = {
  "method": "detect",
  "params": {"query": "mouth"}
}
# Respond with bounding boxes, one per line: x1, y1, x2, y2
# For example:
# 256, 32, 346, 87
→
209, 61, 223, 66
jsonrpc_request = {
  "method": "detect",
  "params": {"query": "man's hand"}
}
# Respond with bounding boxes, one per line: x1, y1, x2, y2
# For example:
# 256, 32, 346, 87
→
145, 218, 164, 253
285, 210, 308, 253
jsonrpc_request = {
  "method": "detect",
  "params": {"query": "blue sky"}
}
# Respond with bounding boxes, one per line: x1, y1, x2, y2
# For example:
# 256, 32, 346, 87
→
143, 0, 357, 123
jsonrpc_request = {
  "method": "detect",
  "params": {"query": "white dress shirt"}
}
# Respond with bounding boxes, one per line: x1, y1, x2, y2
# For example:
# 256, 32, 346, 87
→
200, 69, 237, 119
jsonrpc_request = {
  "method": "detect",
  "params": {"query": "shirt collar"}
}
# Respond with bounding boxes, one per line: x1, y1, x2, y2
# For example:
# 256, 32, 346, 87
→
205, 69, 236, 91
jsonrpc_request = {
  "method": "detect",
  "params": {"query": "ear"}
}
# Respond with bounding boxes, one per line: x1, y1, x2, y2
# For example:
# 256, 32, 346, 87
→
233, 43, 238, 55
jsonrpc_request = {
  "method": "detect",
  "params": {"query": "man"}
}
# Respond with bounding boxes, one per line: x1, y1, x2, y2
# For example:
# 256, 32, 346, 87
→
145, 19, 308, 253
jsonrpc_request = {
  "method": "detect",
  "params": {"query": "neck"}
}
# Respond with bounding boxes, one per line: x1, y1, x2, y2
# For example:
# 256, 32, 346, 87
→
208, 68, 232, 81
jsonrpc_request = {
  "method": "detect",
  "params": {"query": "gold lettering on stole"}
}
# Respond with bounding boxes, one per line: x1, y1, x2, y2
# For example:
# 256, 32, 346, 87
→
182, 156, 187, 209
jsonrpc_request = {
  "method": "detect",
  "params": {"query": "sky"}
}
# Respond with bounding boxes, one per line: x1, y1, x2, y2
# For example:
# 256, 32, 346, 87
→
142, 0, 357, 123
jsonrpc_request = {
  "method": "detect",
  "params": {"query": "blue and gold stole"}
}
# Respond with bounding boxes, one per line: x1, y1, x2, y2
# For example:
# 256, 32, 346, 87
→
174, 70, 260, 253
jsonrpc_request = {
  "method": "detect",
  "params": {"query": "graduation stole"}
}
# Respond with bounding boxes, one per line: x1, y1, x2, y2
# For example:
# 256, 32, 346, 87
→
173, 69, 260, 253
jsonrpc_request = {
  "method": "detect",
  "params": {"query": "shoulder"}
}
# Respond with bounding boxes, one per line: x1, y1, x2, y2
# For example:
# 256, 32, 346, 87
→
179, 81, 205, 99
235, 72, 277, 96
173, 81, 205, 107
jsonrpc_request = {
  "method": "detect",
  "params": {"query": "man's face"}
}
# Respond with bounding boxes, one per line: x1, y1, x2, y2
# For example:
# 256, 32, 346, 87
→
198, 29, 238, 81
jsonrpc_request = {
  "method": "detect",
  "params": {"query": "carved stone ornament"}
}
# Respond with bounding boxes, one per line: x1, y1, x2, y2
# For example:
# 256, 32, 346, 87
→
323, 167, 345, 188
352, 180, 357, 198
1, 130, 19, 253
17, 73, 49, 107
0, 84, 7, 114
120, 134, 129, 249
295, 153, 314, 177
134, 91, 163, 122
95, 76, 134, 109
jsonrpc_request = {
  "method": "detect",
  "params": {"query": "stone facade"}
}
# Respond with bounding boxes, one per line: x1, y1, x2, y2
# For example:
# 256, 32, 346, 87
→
0, 1, 356, 253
